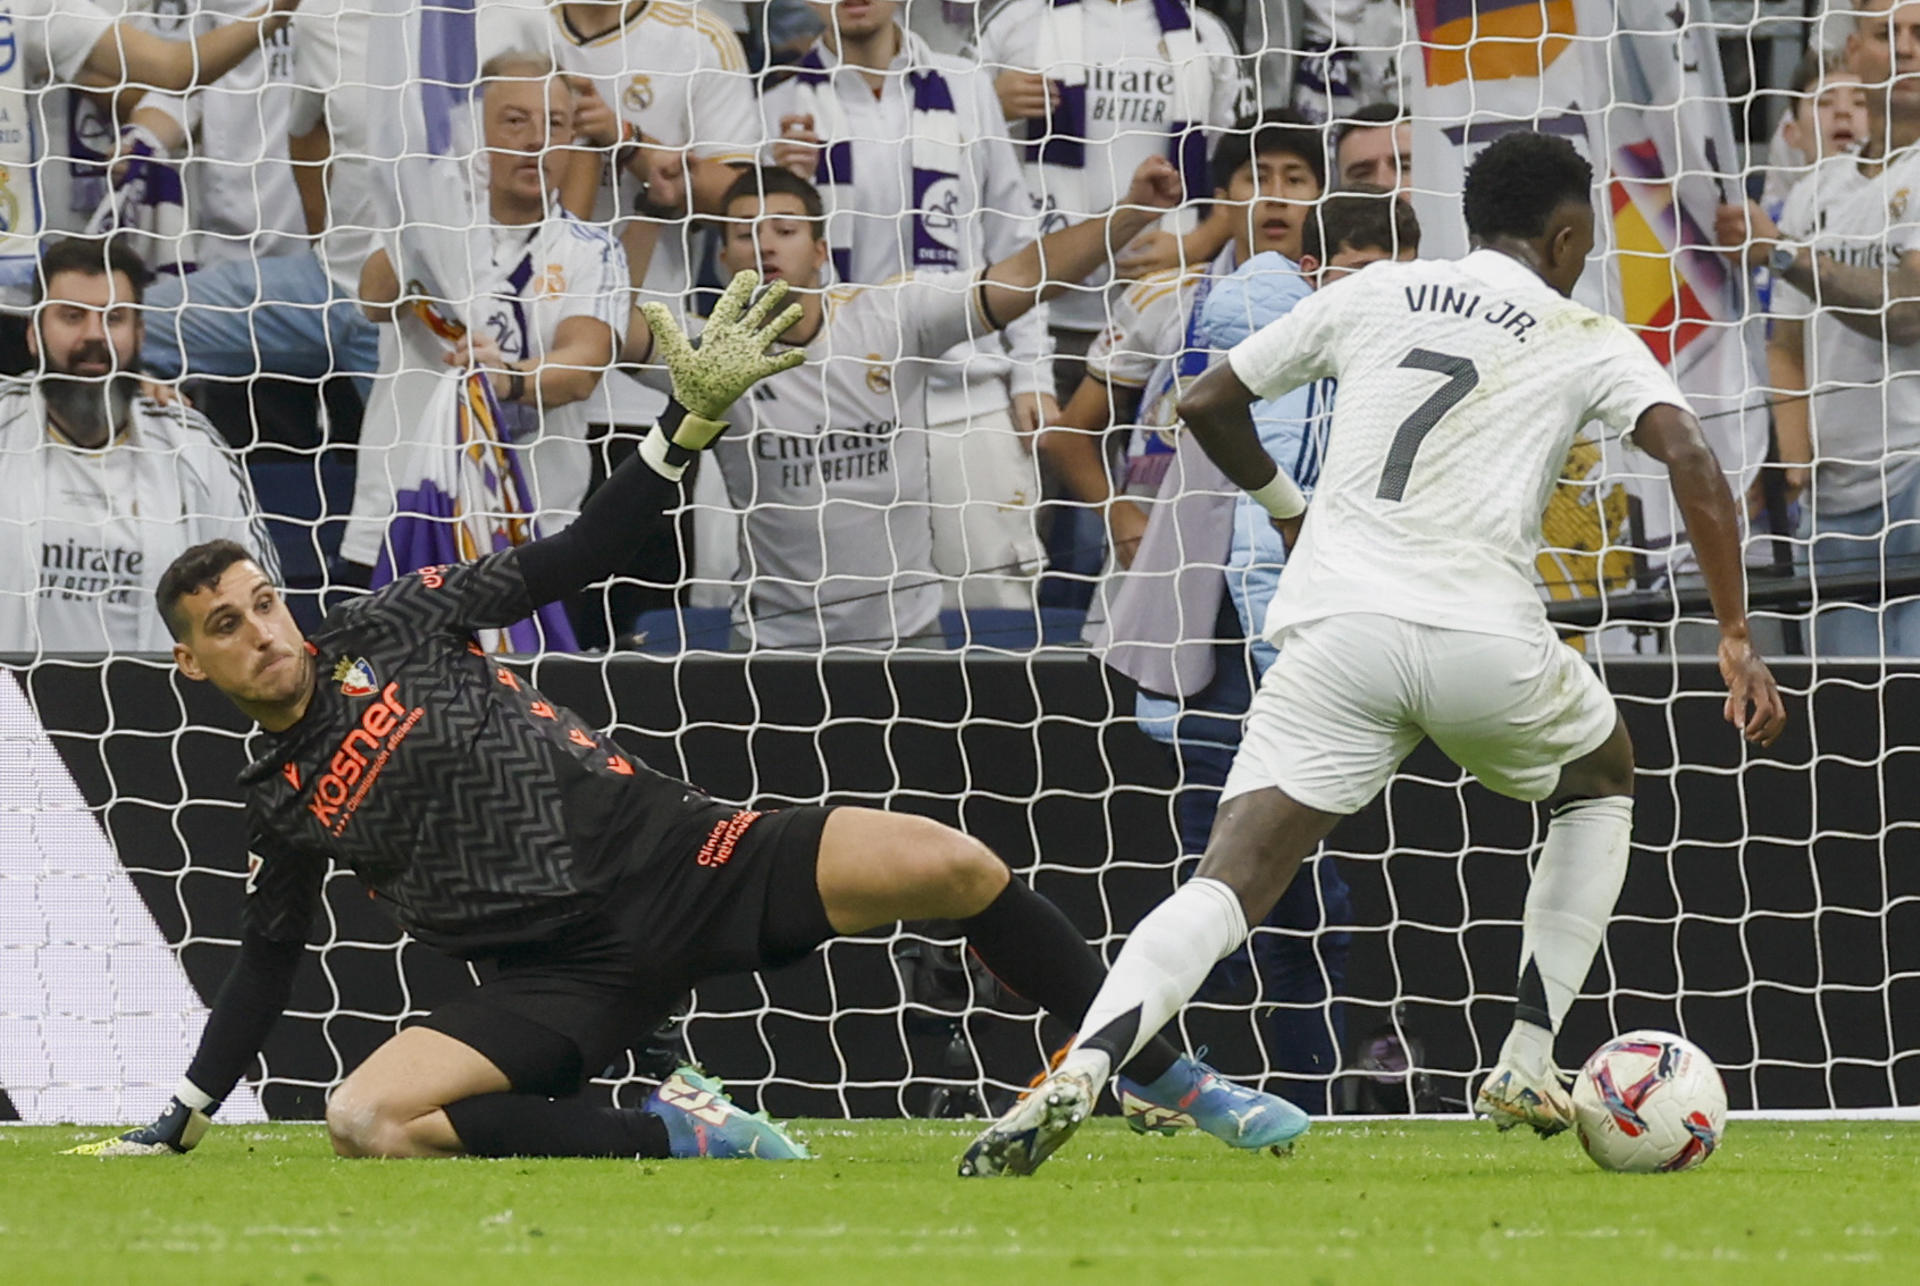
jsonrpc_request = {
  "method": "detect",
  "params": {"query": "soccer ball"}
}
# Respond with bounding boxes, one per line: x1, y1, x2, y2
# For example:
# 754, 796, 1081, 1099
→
1570, 1030, 1727, 1173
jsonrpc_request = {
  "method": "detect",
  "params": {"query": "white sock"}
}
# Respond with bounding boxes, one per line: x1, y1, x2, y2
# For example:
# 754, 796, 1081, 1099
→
1499, 795, 1632, 1076
1060, 877, 1249, 1085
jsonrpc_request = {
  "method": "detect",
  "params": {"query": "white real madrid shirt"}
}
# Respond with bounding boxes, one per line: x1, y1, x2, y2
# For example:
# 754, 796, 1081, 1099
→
0, 386, 278, 653
1774, 148, 1920, 516
124, 0, 305, 267
1227, 250, 1691, 644
972, 0, 1248, 333
696, 271, 991, 649
343, 210, 629, 568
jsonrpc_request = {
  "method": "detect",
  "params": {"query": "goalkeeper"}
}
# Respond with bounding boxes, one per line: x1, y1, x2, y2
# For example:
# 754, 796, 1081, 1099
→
75, 272, 1296, 1163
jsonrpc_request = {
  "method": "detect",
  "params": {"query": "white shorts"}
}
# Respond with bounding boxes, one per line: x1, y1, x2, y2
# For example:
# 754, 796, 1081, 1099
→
1222, 613, 1620, 815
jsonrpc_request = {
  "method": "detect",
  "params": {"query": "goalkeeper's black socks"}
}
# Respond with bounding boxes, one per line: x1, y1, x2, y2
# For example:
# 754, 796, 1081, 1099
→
442, 1094, 671, 1159
957, 877, 1180, 1084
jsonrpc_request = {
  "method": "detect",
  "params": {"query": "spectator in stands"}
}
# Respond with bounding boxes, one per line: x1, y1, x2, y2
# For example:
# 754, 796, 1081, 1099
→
479, 0, 760, 308
1725, 50, 1864, 550
178, 0, 392, 403
0, 238, 276, 654
478, 0, 763, 629
1717, 0, 1920, 656
970, 0, 1252, 400
1333, 101, 1413, 196
1292, 0, 1408, 126
1759, 48, 1867, 218
121, 0, 337, 398
1096, 192, 1420, 1110
762, 0, 1054, 610
632, 158, 1181, 650
1042, 113, 1322, 577
342, 54, 628, 597
0, 0, 298, 305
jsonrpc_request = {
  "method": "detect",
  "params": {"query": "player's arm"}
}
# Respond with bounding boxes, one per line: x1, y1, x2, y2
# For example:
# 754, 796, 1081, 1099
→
1176, 346, 1320, 538
66, 844, 321, 1157
1178, 277, 1344, 530
1632, 403, 1788, 747
83, 2, 299, 94
339, 273, 799, 634
975, 157, 1185, 330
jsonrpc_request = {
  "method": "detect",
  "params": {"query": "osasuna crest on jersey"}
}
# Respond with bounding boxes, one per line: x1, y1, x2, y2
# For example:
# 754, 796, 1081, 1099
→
333, 656, 377, 697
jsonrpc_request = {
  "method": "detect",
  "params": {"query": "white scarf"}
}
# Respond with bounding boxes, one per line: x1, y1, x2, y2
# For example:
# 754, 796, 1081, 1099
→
786, 28, 966, 283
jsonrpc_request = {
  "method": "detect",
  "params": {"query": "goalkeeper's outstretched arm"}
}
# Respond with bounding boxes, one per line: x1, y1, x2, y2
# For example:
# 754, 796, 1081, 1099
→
66, 926, 308, 1157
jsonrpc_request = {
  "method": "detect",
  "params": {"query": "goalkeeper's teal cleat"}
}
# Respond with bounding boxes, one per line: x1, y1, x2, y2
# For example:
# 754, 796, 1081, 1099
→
1116, 1054, 1310, 1153
644, 1067, 812, 1160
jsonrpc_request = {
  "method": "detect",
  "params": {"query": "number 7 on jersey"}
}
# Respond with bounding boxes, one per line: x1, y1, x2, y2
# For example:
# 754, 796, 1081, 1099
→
1376, 349, 1480, 502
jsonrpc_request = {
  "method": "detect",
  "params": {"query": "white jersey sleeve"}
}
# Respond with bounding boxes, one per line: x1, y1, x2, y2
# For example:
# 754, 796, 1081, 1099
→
1226, 276, 1345, 399
1087, 271, 1187, 389
1770, 157, 1869, 322
885, 270, 991, 360
1587, 322, 1690, 443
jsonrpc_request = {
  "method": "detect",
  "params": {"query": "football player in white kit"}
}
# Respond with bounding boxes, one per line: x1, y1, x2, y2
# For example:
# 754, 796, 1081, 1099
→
962, 131, 1788, 1177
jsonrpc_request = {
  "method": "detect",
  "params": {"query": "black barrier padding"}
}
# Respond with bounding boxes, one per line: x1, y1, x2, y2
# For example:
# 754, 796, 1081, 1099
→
10, 654, 1920, 1117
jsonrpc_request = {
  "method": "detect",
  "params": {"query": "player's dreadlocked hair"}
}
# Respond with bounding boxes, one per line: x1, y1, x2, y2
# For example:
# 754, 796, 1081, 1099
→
1462, 132, 1593, 242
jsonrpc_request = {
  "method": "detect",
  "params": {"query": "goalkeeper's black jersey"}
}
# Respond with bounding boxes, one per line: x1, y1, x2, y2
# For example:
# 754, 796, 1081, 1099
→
236, 550, 719, 956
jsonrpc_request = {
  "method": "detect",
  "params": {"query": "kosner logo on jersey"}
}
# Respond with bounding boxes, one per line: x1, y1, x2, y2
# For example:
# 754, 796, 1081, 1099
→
1406, 0, 1767, 570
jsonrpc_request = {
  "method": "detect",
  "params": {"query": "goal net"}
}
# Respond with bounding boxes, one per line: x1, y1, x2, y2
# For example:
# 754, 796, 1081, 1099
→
2, 0, 1915, 1126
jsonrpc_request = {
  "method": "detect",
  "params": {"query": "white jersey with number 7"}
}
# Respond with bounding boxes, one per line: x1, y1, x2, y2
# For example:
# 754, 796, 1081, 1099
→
1226, 248, 1691, 645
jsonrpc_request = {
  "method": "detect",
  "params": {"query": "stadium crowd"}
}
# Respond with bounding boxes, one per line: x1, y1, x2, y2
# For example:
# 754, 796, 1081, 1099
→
0, 0, 1915, 661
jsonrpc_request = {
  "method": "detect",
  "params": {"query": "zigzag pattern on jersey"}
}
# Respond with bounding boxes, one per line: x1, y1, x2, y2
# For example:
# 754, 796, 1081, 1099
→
245, 553, 680, 946
347, 654, 581, 932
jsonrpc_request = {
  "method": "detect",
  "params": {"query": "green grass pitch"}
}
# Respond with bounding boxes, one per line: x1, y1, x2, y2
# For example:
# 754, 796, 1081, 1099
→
5, 1119, 1916, 1285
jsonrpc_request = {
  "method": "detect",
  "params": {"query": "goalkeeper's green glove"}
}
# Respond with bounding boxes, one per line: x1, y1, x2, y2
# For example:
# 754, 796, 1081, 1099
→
637, 269, 804, 479
63, 1087, 215, 1157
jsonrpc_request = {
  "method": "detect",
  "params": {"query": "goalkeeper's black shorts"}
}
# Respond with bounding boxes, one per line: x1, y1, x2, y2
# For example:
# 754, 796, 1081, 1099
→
416, 805, 837, 1096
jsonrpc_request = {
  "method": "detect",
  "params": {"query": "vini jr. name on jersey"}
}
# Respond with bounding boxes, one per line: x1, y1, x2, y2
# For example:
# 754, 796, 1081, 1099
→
1404, 284, 1538, 343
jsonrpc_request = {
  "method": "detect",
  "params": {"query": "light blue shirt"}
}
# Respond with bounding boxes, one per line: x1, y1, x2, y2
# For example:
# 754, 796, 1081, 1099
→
1135, 252, 1332, 741
1200, 252, 1331, 677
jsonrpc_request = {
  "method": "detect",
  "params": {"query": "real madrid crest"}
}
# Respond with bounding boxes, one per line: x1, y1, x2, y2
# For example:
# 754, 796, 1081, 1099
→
866, 353, 892, 395
624, 76, 655, 113
1894, 187, 1912, 221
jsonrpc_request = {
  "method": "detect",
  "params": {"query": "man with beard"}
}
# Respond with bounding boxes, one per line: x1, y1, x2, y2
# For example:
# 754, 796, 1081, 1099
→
0, 237, 276, 654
